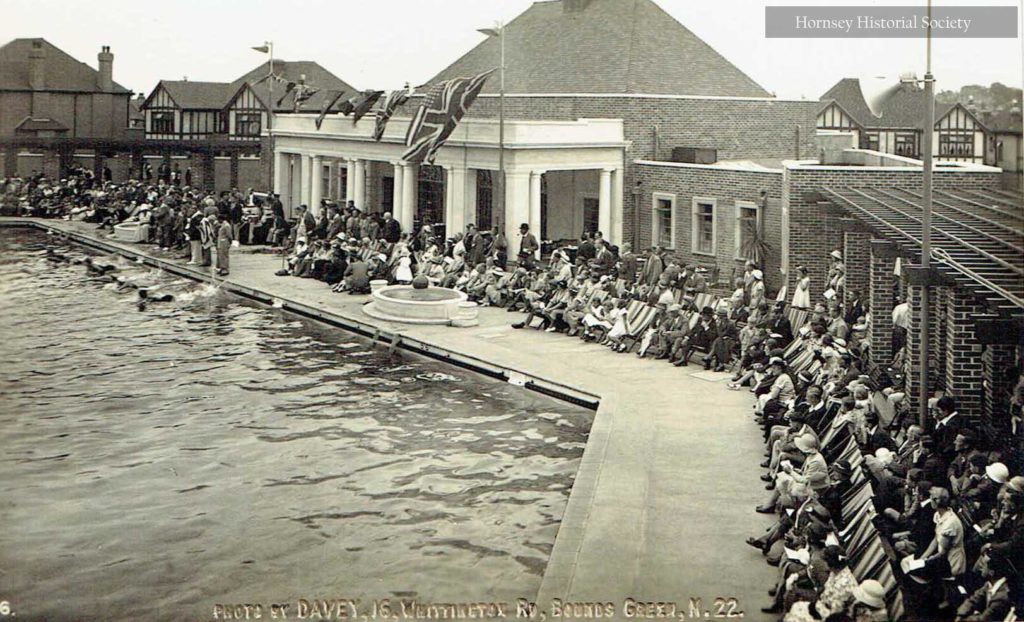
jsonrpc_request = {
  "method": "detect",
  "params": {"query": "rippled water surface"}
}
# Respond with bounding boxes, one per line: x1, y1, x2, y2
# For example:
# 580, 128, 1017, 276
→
0, 229, 590, 622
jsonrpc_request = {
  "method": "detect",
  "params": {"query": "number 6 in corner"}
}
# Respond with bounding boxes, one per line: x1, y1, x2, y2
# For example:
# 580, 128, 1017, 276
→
0, 600, 11, 616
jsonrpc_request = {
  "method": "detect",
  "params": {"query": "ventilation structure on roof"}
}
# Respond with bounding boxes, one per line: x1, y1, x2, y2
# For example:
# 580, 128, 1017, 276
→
671, 147, 718, 165
563, 0, 593, 13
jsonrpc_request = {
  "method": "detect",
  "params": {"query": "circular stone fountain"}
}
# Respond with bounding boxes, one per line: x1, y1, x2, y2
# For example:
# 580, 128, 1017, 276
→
362, 285, 469, 325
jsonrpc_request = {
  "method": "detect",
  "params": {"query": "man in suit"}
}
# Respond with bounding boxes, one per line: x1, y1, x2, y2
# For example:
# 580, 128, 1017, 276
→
706, 307, 739, 371
617, 242, 638, 284
766, 303, 794, 345
672, 306, 716, 367
933, 396, 964, 465
845, 290, 865, 327
576, 232, 596, 266
518, 223, 538, 268
382, 212, 401, 245
862, 411, 898, 455
955, 551, 1014, 621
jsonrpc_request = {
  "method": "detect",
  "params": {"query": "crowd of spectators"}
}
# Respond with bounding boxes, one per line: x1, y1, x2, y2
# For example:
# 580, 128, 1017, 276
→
0, 169, 285, 275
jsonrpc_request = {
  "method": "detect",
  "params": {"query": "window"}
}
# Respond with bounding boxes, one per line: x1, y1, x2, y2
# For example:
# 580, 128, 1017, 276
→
582, 197, 599, 236
236, 113, 261, 137
417, 165, 445, 229
321, 165, 330, 203
894, 132, 919, 157
859, 132, 880, 151
735, 201, 760, 261
151, 111, 174, 134
939, 131, 974, 157
691, 198, 716, 256
476, 170, 493, 230
651, 193, 676, 249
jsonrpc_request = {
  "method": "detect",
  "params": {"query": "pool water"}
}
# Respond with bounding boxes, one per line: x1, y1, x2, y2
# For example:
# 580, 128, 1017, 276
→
0, 229, 590, 622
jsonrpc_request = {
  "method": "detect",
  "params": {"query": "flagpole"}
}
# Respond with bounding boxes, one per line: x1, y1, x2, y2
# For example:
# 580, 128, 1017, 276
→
498, 21, 505, 232
268, 41, 274, 132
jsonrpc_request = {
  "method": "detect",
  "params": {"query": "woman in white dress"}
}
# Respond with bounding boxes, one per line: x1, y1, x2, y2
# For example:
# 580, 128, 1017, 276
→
791, 265, 811, 309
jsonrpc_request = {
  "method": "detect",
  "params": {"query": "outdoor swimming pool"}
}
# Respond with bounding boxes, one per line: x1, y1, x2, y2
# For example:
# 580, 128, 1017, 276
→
0, 229, 591, 621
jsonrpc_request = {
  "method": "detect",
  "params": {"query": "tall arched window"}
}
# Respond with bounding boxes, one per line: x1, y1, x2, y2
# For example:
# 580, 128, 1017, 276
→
417, 165, 445, 230
476, 169, 493, 230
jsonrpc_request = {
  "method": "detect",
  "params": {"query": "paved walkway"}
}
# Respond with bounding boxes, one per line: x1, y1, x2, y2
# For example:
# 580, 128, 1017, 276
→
5, 218, 777, 619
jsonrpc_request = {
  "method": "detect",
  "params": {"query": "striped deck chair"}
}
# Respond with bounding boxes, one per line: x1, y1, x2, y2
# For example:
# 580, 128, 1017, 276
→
888, 591, 905, 622
876, 561, 899, 600
835, 435, 863, 467
694, 292, 714, 311
846, 515, 881, 562
787, 307, 811, 333
782, 337, 804, 360
852, 535, 888, 580
622, 303, 661, 353
842, 482, 876, 528
839, 499, 875, 542
820, 415, 852, 451
835, 510, 876, 561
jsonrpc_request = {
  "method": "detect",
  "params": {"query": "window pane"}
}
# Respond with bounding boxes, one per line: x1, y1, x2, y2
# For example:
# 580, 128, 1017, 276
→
655, 198, 673, 246
738, 206, 758, 260
696, 202, 714, 253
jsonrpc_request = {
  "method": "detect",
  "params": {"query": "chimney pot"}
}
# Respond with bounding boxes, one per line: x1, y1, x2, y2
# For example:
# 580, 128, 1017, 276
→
97, 45, 114, 91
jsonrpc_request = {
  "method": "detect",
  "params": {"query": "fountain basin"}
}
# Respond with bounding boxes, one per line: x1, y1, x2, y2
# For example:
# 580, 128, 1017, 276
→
362, 285, 469, 325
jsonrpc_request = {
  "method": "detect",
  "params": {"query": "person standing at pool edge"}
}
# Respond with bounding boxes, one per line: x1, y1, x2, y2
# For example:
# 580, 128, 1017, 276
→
216, 214, 234, 276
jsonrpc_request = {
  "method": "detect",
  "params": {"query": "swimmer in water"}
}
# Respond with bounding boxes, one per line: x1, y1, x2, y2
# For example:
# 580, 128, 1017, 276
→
45, 248, 70, 263
136, 288, 174, 311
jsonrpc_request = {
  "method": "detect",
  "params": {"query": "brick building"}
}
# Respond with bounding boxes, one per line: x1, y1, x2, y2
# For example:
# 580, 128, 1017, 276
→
270, 0, 821, 250
0, 38, 133, 178
632, 134, 1022, 425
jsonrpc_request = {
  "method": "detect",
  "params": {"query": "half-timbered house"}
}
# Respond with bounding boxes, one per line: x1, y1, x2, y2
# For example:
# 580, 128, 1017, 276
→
141, 81, 233, 141
818, 78, 989, 163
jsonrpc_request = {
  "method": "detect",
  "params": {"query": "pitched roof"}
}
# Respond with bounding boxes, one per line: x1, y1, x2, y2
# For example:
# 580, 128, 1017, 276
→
980, 108, 1023, 134
821, 78, 961, 131
426, 0, 769, 97
0, 38, 130, 94
820, 78, 878, 125
154, 80, 235, 110
230, 60, 357, 112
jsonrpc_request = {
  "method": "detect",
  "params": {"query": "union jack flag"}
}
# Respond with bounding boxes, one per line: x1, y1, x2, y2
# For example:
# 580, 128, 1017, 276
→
402, 70, 495, 164
372, 88, 412, 141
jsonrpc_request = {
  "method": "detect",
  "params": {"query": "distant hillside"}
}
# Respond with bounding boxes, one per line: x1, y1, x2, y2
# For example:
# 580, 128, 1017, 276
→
936, 82, 1022, 110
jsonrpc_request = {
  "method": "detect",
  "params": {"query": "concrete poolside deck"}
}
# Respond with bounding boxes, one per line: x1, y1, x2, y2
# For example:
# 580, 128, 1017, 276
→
3, 218, 777, 619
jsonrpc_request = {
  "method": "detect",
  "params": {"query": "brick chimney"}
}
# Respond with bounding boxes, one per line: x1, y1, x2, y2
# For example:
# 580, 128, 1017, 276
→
28, 40, 45, 90
97, 45, 114, 92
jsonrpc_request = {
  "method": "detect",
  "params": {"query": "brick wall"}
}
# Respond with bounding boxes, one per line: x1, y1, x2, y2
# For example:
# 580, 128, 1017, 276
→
633, 163, 784, 291
842, 226, 872, 308
943, 287, 994, 419
869, 240, 899, 366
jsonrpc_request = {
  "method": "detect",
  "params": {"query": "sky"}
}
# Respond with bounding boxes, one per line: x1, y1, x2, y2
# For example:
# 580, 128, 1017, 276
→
1, 0, 1021, 100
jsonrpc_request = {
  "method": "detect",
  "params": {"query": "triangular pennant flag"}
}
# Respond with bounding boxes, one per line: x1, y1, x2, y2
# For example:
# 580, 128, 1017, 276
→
315, 90, 346, 130
373, 88, 411, 141
351, 90, 384, 125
